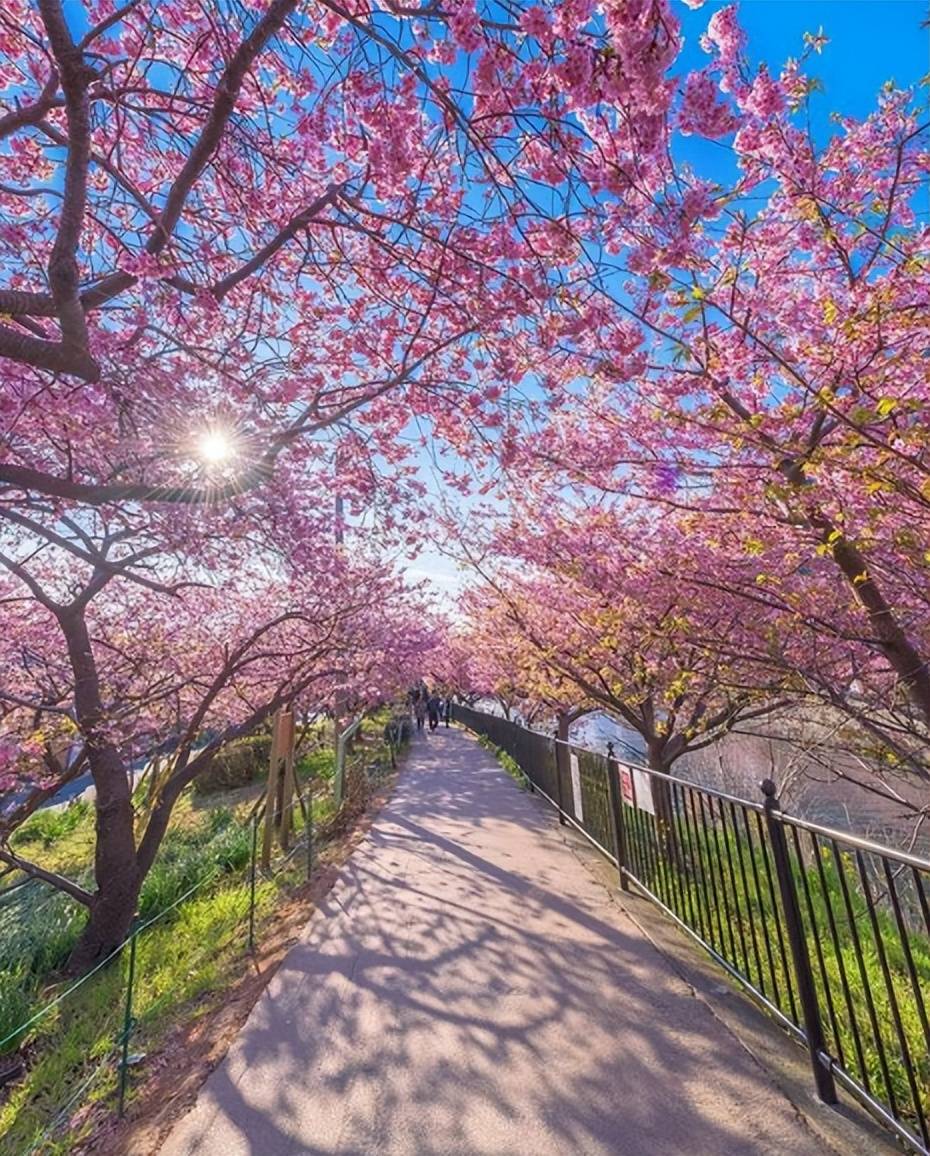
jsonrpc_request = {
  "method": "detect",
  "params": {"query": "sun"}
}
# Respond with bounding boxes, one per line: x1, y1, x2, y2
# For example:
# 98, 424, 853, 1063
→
198, 428, 234, 465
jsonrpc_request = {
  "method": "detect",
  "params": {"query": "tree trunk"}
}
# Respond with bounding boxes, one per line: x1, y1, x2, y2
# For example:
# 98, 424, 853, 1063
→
823, 522, 930, 726
58, 606, 141, 975
646, 741, 680, 866
65, 746, 141, 973
66, 864, 141, 975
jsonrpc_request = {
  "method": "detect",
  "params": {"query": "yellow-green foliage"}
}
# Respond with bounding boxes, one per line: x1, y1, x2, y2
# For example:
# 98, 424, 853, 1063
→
477, 735, 528, 788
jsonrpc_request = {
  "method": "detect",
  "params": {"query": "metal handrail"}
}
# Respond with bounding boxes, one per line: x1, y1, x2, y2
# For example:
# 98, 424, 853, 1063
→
769, 806, 930, 872
456, 701, 930, 1156
548, 732, 926, 862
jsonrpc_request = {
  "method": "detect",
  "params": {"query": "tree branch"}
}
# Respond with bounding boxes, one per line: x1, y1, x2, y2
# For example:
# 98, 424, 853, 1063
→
148, 0, 299, 255
0, 846, 93, 906
0, 70, 61, 140
37, 0, 94, 355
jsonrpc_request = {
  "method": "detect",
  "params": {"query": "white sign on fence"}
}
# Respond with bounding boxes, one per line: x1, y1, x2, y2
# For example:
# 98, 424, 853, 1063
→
570, 752, 584, 822
619, 763, 656, 815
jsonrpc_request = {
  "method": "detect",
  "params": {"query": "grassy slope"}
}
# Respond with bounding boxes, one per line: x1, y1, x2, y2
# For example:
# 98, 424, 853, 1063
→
0, 707, 399, 1153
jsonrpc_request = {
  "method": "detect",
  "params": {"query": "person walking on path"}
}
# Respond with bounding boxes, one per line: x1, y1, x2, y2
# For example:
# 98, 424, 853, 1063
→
414, 695, 427, 732
427, 693, 441, 731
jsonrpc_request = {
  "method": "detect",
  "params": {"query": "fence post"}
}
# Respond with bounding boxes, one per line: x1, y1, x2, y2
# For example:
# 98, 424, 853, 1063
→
761, 779, 837, 1105
334, 727, 345, 809
554, 716, 568, 825
522, 730, 534, 792
306, 779, 314, 881
248, 811, 259, 952
606, 743, 629, 891
117, 918, 139, 1118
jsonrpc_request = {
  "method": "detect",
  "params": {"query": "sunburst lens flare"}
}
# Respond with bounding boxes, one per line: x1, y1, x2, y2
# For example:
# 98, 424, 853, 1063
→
198, 428, 234, 465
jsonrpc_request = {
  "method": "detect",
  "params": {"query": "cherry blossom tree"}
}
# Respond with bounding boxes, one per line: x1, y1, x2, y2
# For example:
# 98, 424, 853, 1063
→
0, 551, 436, 971
514, 3, 930, 786
0, 0, 691, 514
453, 497, 792, 775
432, 615, 561, 724
4, 0, 929, 963
0, 0, 694, 973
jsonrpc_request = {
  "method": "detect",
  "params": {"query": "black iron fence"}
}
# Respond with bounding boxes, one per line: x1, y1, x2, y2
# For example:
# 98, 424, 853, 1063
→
454, 703, 930, 1155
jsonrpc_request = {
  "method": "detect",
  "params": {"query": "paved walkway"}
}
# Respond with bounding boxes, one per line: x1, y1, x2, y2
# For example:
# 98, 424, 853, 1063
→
164, 728, 828, 1156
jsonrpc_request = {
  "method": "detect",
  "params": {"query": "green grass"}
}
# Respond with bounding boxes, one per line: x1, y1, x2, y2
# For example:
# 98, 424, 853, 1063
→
0, 810, 257, 993
136, 811, 252, 919
298, 747, 335, 783
0, 886, 87, 988
0, 969, 34, 1056
13, 804, 91, 851
0, 709, 406, 1152
0, 875, 279, 1154
10, 805, 95, 880
477, 735, 529, 788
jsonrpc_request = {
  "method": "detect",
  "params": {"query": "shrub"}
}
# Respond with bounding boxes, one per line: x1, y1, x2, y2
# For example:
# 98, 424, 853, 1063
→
297, 748, 334, 782
12, 802, 90, 850
139, 851, 212, 919
138, 816, 251, 918
26, 898, 86, 977
192, 735, 272, 794
204, 823, 251, 873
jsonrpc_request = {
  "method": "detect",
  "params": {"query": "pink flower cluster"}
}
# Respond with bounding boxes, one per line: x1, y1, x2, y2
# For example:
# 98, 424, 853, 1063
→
679, 70, 740, 138
703, 4, 745, 63
519, 5, 553, 46
741, 66, 785, 119
700, 3, 745, 95
449, 0, 483, 53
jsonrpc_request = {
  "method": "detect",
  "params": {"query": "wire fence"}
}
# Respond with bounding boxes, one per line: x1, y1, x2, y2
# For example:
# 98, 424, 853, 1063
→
0, 723, 405, 1153
454, 703, 930, 1156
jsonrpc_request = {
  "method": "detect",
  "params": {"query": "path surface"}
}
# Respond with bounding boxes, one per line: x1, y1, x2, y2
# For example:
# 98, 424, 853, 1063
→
164, 728, 827, 1156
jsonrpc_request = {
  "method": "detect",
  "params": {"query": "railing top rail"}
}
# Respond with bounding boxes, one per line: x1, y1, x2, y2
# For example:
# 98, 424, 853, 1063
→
470, 707, 930, 873
555, 734, 767, 813
636, 765, 768, 814
769, 806, 930, 872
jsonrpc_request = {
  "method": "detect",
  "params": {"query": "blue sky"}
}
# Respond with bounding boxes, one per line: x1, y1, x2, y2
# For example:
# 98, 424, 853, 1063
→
679, 0, 927, 109
413, 0, 930, 605
673, 1, 928, 179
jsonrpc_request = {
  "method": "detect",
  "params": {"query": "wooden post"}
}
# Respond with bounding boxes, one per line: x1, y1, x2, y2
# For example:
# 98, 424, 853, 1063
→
261, 711, 283, 869
261, 708, 301, 865
279, 710, 297, 851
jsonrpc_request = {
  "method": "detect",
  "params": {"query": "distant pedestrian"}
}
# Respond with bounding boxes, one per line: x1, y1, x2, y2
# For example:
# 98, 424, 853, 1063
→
443, 697, 452, 727
427, 694, 441, 731
414, 696, 427, 732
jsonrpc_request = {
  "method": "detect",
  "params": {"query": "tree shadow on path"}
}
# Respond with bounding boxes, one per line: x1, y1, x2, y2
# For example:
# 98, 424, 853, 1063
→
164, 729, 826, 1156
